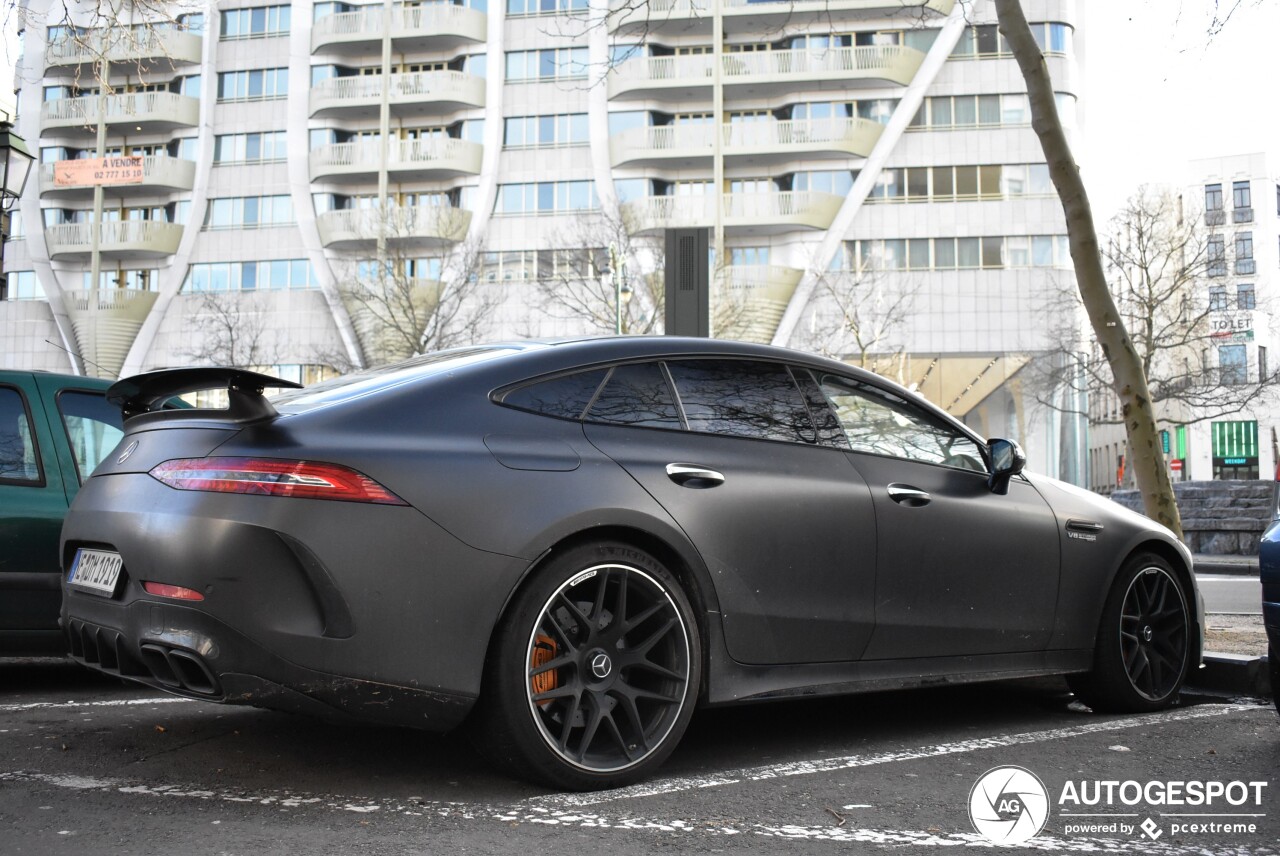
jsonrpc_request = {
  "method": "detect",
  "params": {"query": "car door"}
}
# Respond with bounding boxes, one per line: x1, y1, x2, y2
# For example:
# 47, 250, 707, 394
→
0, 376, 71, 638
582, 359, 878, 666
811, 371, 1061, 660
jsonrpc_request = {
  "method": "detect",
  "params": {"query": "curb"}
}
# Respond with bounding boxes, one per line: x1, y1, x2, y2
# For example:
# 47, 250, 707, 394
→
1193, 557, 1260, 576
1187, 653, 1272, 697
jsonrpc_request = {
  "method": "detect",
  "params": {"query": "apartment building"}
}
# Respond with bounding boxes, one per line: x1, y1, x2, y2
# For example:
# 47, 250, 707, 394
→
1086, 151, 1279, 491
2, 0, 1085, 479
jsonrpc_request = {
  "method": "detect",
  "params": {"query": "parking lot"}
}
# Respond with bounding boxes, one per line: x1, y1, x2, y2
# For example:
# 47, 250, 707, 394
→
2, 657, 1275, 855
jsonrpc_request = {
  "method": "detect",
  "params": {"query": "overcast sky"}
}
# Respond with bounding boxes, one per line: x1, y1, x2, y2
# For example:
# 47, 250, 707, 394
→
1080, 0, 1279, 223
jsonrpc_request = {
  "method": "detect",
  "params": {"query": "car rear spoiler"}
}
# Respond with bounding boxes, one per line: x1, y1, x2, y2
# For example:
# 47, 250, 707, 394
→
107, 368, 304, 423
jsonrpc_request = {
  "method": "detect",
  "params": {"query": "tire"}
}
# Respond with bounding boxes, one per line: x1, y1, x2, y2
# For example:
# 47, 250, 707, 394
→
1069, 553, 1192, 713
474, 541, 701, 790
1270, 646, 1279, 717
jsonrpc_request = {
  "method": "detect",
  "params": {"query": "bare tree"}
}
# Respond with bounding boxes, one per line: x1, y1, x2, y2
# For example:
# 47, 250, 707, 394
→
798, 264, 919, 379
183, 290, 282, 370
338, 207, 499, 366
993, 0, 1182, 537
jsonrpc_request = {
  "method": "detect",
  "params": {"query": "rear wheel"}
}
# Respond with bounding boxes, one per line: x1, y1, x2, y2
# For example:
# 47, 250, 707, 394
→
475, 542, 700, 790
1069, 554, 1191, 712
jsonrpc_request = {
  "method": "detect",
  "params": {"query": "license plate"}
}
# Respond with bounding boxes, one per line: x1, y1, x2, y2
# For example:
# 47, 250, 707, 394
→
68, 548, 124, 597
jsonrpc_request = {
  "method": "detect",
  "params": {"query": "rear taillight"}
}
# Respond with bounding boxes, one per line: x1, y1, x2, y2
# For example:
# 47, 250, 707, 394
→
149, 457, 408, 505
143, 581, 205, 601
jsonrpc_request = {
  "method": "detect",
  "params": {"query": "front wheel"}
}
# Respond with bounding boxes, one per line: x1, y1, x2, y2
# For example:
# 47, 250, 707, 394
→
475, 542, 701, 790
1069, 554, 1192, 712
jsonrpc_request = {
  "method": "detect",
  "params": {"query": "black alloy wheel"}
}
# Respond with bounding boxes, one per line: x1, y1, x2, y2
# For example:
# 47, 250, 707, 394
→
1069, 553, 1192, 713
476, 542, 701, 790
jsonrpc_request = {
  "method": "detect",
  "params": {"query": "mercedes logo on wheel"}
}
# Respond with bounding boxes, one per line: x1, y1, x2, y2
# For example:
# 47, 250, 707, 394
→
590, 652, 612, 679
968, 765, 1050, 845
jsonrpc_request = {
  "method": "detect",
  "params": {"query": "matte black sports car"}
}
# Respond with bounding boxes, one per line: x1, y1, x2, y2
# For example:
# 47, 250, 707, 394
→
61, 338, 1203, 789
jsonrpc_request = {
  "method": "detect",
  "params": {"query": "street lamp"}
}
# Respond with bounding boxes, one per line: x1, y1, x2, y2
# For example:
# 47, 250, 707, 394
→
609, 242, 631, 335
0, 120, 34, 300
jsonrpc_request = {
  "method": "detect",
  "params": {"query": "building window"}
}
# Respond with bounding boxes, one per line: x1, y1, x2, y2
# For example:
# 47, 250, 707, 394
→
849, 235, 1069, 272
221, 6, 291, 39
1231, 180, 1252, 223
1204, 183, 1224, 224
494, 181, 597, 214
213, 131, 288, 163
507, 0, 588, 14
863, 163, 1051, 203
1207, 235, 1226, 276
503, 114, 589, 148
479, 248, 603, 282
203, 196, 294, 229
3, 270, 41, 301
1235, 231, 1254, 274
82, 269, 157, 291
505, 48, 589, 81
1208, 285, 1228, 311
1218, 344, 1247, 385
184, 260, 318, 292
216, 68, 288, 101
952, 22, 1071, 58
1237, 282, 1256, 310
1210, 419, 1259, 479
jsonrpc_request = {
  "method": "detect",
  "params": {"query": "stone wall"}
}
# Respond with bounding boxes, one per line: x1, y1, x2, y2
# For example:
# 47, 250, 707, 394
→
1110, 481, 1275, 555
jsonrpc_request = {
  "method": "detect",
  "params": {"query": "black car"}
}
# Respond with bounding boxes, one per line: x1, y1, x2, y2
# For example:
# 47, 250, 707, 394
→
61, 338, 1203, 789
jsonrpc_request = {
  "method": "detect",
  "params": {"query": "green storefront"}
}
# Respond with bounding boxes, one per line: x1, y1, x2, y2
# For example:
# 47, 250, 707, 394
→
1211, 420, 1260, 480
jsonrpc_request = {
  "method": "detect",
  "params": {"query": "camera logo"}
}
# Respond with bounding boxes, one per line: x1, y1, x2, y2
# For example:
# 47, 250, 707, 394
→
969, 765, 1051, 844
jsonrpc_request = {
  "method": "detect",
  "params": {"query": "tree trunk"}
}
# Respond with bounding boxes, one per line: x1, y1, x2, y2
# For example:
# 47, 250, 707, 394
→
993, 0, 1183, 538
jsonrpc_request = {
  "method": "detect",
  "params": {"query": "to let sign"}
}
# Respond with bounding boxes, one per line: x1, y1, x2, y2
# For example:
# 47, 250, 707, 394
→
54, 156, 145, 187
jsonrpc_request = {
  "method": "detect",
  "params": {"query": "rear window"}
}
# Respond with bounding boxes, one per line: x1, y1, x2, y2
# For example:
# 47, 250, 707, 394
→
501, 369, 607, 419
0, 385, 41, 484
586, 363, 682, 429
275, 347, 517, 410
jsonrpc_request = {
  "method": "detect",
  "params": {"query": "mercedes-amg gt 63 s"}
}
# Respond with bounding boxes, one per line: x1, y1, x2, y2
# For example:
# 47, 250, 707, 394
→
61, 338, 1202, 790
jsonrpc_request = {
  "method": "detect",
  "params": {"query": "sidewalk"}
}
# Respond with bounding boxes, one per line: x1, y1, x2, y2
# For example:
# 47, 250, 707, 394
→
1194, 553, 1260, 575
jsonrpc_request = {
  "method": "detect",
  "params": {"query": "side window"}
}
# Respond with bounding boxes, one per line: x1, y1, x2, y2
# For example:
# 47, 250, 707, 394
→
0, 385, 42, 484
666, 359, 815, 443
792, 367, 850, 449
57, 391, 125, 483
819, 374, 987, 472
500, 369, 608, 419
586, 363, 682, 429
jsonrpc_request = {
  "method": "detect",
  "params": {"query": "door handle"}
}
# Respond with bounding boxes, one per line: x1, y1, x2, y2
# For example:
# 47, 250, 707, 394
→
887, 483, 931, 506
665, 463, 725, 487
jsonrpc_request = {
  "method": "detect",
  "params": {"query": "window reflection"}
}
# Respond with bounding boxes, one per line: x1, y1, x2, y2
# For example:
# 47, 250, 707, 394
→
819, 375, 986, 471
667, 360, 814, 443
588, 363, 681, 428
502, 369, 607, 419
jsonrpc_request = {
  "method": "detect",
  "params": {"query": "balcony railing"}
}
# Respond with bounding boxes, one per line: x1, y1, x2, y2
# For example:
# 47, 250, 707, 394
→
315, 204, 472, 249
1204, 209, 1226, 226
309, 138, 483, 182
45, 220, 185, 260
621, 190, 843, 235
41, 92, 200, 132
609, 45, 923, 99
609, 117, 883, 166
40, 156, 197, 196
1235, 259, 1256, 275
312, 3, 486, 53
45, 27, 202, 71
1232, 207, 1254, 224
609, 0, 954, 34
63, 288, 160, 380
309, 71, 485, 117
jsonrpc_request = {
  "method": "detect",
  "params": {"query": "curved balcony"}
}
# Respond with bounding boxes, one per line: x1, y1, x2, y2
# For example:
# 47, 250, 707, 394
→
610, 0, 954, 36
316, 205, 472, 250
64, 289, 160, 380
715, 265, 804, 344
309, 71, 486, 119
312, 3, 487, 55
622, 191, 842, 236
309, 138, 483, 183
45, 27, 203, 75
610, 117, 883, 168
41, 92, 199, 134
608, 45, 922, 101
45, 221, 185, 260
40, 156, 197, 198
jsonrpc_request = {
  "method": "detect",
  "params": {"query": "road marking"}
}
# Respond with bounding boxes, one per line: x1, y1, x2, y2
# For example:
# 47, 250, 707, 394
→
2, 770, 1275, 855
527, 702, 1265, 808
0, 697, 194, 714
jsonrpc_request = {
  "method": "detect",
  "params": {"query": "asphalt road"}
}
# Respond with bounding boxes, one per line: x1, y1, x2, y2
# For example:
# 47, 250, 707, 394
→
1, 658, 1276, 856
1198, 574, 1266, 615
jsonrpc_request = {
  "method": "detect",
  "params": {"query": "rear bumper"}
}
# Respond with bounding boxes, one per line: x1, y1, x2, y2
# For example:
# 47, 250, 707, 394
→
63, 598, 474, 729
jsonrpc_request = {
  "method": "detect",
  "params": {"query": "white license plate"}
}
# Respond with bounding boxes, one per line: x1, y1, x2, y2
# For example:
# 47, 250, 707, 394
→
68, 548, 124, 597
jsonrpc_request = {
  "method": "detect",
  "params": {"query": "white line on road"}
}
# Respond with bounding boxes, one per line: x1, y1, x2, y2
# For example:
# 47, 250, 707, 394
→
526, 702, 1266, 809
0, 697, 194, 714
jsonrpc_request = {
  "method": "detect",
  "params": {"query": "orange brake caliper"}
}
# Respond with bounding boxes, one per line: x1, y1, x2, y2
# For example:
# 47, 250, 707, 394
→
530, 634, 558, 706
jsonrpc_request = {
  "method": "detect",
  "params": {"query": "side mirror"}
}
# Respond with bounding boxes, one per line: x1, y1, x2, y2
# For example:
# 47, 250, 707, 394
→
987, 438, 1026, 495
